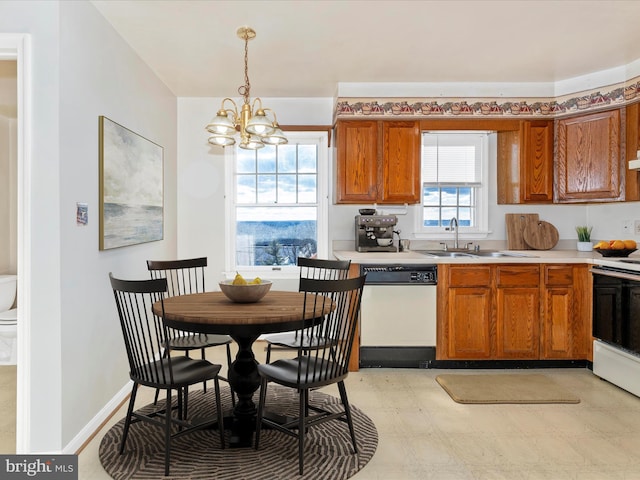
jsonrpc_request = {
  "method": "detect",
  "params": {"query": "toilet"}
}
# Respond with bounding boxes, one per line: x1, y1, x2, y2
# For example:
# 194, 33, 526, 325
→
0, 275, 17, 365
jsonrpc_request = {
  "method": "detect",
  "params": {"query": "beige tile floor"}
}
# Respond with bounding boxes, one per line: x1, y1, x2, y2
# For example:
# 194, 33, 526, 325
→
0, 365, 16, 454
10, 345, 640, 479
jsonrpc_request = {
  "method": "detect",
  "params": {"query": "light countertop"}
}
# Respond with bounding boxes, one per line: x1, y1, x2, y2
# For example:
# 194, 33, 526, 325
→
333, 249, 640, 272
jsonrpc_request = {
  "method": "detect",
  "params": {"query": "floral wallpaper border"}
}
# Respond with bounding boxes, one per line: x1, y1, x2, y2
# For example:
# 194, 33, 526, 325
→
335, 76, 640, 119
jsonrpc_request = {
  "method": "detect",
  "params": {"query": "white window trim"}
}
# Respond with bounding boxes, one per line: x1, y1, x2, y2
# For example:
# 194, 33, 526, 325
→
414, 131, 492, 240
224, 131, 329, 279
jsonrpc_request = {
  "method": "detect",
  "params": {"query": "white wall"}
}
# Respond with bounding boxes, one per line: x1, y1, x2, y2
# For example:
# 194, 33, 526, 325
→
0, 0, 64, 452
0, 1, 178, 452
586, 201, 640, 242
58, 2, 177, 449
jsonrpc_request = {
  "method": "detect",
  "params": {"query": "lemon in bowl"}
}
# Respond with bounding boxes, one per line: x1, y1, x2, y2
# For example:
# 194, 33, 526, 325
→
219, 275, 272, 303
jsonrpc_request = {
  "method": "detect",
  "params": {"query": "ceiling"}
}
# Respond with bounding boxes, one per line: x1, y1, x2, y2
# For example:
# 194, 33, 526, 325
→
91, 0, 640, 98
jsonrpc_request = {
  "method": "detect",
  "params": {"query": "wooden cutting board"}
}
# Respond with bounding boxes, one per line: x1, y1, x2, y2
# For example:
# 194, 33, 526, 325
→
522, 220, 559, 250
505, 214, 539, 250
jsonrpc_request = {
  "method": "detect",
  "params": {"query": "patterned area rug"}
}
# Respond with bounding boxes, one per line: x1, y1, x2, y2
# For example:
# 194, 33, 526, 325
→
99, 386, 377, 479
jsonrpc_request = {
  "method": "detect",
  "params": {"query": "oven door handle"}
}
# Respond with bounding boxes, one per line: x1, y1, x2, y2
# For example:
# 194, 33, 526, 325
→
590, 267, 640, 282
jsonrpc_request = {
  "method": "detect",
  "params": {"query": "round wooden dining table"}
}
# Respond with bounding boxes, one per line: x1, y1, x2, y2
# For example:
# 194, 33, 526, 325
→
152, 290, 332, 447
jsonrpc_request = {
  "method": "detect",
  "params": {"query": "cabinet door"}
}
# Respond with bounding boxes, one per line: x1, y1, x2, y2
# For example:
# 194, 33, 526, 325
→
541, 265, 589, 359
542, 286, 574, 358
624, 103, 640, 201
447, 287, 492, 359
496, 287, 540, 358
556, 109, 622, 202
496, 121, 553, 204
437, 265, 492, 360
335, 121, 378, 203
380, 121, 421, 204
521, 121, 554, 202
495, 265, 540, 359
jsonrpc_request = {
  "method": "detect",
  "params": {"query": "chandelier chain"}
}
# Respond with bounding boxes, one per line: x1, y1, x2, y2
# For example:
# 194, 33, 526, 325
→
238, 32, 251, 103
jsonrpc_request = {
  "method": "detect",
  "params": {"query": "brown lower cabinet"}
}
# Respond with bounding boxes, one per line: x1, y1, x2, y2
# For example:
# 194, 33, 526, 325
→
437, 263, 590, 361
541, 264, 591, 359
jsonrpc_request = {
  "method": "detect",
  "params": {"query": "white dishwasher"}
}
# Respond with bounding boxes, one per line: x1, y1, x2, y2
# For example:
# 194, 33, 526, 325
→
359, 264, 438, 368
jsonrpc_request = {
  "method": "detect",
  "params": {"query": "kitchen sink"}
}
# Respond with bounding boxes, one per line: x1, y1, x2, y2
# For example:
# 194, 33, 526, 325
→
472, 251, 533, 257
418, 250, 476, 258
417, 250, 536, 259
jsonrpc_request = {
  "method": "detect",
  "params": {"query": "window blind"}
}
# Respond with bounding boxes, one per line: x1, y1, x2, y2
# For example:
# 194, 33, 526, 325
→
422, 133, 483, 185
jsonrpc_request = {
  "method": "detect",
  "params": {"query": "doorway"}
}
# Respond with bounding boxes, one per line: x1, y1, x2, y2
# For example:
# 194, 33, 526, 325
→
0, 58, 17, 453
0, 33, 31, 454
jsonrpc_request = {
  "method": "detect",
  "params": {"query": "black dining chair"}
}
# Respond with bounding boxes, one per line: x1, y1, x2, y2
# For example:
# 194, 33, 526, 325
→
109, 273, 225, 477
147, 257, 235, 407
262, 257, 351, 363
254, 275, 366, 475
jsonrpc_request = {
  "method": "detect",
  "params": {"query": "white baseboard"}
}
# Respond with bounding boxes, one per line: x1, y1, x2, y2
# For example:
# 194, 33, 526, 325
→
62, 381, 132, 454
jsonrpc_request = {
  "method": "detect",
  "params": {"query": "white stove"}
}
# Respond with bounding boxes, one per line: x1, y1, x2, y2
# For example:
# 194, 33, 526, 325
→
591, 260, 640, 397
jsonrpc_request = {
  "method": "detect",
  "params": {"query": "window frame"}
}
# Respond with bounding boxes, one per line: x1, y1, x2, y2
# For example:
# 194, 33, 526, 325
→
224, 131, 329, 279
414, 130, 491, 239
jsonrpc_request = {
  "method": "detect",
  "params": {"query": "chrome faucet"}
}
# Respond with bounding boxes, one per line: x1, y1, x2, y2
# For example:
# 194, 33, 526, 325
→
448, 217, 459, 249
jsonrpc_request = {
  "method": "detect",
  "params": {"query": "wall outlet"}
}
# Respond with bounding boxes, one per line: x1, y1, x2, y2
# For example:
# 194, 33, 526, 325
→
623, 220, 633, 233
635, 220, 640, 236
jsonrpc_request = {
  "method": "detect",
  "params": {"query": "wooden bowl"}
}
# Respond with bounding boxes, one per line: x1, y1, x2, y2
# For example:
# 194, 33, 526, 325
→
594, 248, 638, 257
219, 280, 272, 303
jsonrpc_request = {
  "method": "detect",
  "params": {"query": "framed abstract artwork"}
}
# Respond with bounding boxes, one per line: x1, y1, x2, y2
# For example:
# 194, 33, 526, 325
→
99, 116, 164, 250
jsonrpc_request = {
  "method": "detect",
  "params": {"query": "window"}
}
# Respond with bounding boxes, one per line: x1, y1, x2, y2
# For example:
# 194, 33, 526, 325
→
418, 131, 490, 235
226, 132, 328, 275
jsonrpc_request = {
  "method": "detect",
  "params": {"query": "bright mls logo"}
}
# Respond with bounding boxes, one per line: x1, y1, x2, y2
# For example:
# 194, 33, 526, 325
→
0, 455, 77, 479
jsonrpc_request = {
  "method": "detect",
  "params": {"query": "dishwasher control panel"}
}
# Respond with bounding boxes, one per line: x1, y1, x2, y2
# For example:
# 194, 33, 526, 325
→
360, 264, 438, 285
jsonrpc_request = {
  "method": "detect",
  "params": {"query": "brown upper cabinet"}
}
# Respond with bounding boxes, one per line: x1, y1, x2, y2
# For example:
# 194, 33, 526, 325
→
497, 120, 554, 204
335, 120, 420, 204
624, 102, 640, 202
555, 109, 622, 202
336, 108, 640, 205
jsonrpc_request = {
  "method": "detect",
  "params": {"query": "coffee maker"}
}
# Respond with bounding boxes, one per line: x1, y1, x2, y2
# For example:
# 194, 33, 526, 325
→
355, 214, 398, 252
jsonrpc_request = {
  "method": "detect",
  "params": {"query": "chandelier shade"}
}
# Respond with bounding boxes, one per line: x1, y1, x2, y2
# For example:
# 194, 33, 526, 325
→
205, 27, 287, 150
261, 125, 287, 145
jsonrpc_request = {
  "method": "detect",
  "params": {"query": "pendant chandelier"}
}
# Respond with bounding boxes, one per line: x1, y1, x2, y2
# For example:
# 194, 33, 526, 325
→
205, 26, 287, 150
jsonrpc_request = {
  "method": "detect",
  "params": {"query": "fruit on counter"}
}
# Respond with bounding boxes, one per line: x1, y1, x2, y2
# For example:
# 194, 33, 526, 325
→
593, 239, 637, 250
232, 272, 248, 285
611, 240, 625, 250
250, 277, 262, 284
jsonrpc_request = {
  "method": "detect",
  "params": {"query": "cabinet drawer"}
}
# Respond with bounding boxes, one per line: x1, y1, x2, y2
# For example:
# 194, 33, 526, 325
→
496, 265, 540, 287
545, 265, 573, 285
449, 266, 491, 287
